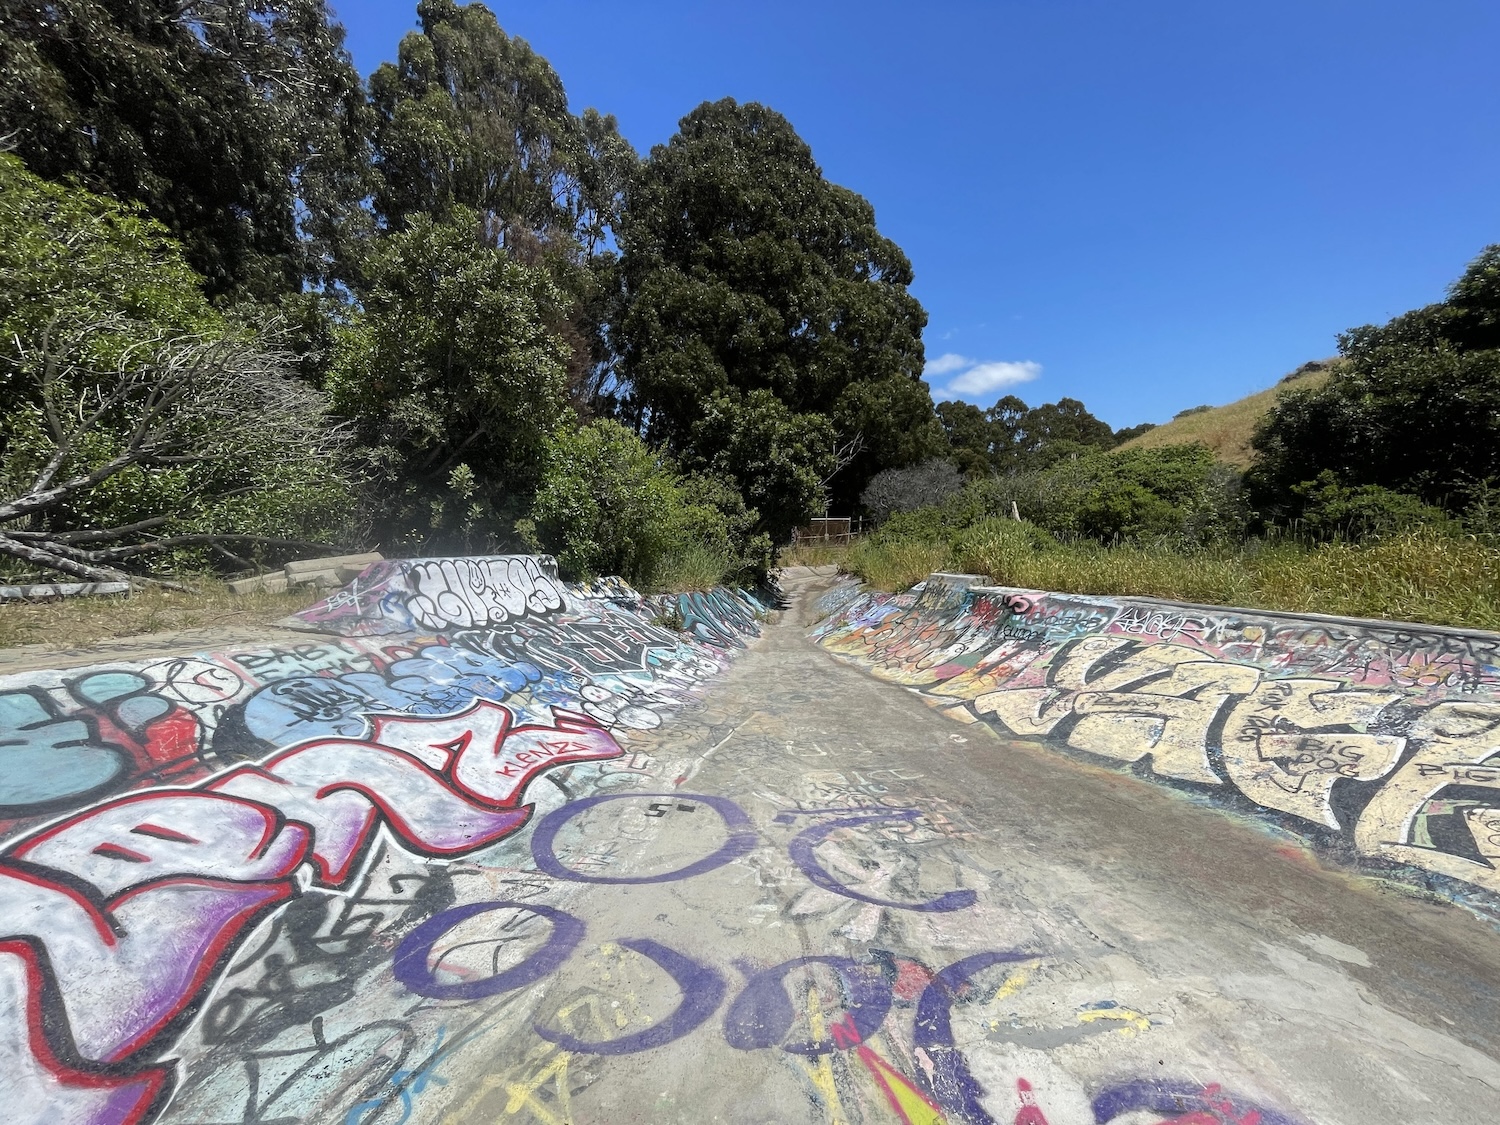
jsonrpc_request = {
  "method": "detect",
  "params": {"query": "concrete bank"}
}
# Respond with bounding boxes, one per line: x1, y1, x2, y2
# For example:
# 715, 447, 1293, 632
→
813, 571, 1500, 915
4, 560, 1500, 1124
0, 555, 764, 1125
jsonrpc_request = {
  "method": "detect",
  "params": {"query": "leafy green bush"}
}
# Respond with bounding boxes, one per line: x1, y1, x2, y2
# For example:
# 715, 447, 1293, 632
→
1249, 245, 1500, 519
1080, 445, 1249, 545
992, 444, 1248, 546
521, 419, 771, 588
1291, 472, 1454, 543
328, 211, 571, 552
868, 485, 992, 545
0, 155, 353, 582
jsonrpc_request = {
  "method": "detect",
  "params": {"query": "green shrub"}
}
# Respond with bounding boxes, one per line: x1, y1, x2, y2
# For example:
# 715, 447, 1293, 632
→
983, 444, 1248, 547
1291, 472, 1454, 543
522, 419, 771, 588
327, 211, 571, 552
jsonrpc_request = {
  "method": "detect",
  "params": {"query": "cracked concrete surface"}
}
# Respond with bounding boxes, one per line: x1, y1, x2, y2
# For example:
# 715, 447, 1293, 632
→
303, 565, 1500, 1124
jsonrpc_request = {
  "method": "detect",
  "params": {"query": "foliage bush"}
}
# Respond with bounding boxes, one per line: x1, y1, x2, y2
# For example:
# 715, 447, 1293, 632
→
1291, 472, 1455, 543
985, 444, 1249, 547
867, 488, 992, 545
0, 155, 353, 581
521, 419, 771, 588
1250, 245, 1500, 520
328, 211, 570, 551
861, 459, 966, 525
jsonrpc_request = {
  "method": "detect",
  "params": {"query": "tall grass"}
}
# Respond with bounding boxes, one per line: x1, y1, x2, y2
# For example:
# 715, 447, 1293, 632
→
649, 543, 738, 592
810, 525, 1500, 631
778, 542, 852, 569
845, 540, 953, 593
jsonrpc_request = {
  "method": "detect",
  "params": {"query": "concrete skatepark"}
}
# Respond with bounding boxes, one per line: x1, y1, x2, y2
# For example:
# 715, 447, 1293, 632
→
1, 557, 1499, 1124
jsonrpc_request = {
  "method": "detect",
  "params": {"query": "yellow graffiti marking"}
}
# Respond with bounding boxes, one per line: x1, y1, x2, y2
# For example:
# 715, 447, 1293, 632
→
441, 1073, 506, 1125
502, 1052, 575, 1125
990, 964, 1034, 1003
1077, 1007, 1151, 1034
856, 1045, 947, 1124
800, 984, 850, 1125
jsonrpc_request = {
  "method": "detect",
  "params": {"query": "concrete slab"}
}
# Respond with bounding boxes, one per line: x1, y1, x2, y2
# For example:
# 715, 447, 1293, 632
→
172, 569, 1500, 1123
4, 564, 1498, 1124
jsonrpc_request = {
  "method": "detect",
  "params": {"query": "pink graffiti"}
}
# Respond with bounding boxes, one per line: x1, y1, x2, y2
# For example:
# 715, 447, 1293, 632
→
1163, 1082, 1263, 1125
1014, 1077, 1051, 1125
0, 701, 620, 1125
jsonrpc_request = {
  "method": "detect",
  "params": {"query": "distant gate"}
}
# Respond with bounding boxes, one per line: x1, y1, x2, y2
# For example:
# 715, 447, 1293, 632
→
793, 517, 860, 545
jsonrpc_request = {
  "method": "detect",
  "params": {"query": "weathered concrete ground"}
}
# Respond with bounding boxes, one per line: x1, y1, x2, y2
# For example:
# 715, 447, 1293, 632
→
165, 568, 1500, 1124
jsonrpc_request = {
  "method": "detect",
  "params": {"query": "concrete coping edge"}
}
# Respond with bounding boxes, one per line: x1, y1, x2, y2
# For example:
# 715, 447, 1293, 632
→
959, 579, 1500, 645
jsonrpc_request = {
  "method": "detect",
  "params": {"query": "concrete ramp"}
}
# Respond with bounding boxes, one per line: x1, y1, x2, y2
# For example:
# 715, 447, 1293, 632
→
815, 572, 1500, 910
0, 559, 763, 1125
3, 563, 1500, 1125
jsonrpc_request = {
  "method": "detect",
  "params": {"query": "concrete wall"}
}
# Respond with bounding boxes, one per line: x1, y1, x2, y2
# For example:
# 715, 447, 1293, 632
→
815, 573, 1500, 913
0, 557, 762, 1125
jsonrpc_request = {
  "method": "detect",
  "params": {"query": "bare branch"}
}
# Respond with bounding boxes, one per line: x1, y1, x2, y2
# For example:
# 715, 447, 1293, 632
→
0, 532, 136, 585
820, 431, 866, 489
5, 517, 174, 543
1, 314, 352, 583
94, 535, 348, 561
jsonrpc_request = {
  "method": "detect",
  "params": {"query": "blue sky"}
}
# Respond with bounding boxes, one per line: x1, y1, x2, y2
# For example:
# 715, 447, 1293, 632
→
336, 1, 1500, 429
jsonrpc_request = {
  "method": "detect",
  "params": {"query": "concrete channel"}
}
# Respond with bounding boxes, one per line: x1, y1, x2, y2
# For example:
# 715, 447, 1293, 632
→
0, 559, 1497, 1123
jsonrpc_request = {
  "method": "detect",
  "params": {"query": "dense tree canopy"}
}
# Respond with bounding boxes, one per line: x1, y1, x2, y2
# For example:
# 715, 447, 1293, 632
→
369, 1, 637, 408
616, 98, 942, 532
1250, 245, 1500, 519
0, 0, 369, 300
934, 393, 1131, 475
327, 212, 570, 551
370, 0, 633, 253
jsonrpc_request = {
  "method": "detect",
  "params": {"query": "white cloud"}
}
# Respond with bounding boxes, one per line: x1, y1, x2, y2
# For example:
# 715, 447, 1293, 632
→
922, 352, 974, 377
939, 360, 1042, 398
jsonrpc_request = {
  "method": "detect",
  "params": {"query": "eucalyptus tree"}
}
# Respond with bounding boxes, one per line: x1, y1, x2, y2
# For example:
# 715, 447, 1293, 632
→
368, 0, 636, 410
615, 97, 941, 535
0, 0, 370, 301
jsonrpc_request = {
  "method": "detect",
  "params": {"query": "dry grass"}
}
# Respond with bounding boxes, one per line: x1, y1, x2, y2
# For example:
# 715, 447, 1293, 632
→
778, 542, 854, 569
843, 528, 1500, 631
0, 583, 324, 651
844, 540, 952, 593
1115, 364, 1335, 467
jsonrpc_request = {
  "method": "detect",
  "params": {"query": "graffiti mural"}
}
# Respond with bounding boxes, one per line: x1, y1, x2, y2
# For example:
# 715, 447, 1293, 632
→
815, 574, 1500, 905
0, 557, 1421, 1124
0, 561, 769, 1124
289, 555, 568, 637
0, 702, 622, 1125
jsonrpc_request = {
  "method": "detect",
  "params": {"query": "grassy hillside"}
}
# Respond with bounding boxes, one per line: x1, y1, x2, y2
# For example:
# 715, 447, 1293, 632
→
1116, 359, 1339, 467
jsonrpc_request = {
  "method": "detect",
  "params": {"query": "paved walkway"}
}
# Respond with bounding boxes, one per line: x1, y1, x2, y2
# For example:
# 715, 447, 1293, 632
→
164, 569, 1500, 1125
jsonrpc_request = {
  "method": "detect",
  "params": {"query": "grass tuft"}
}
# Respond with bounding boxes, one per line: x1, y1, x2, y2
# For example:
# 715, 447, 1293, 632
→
649, 543, 737, 592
